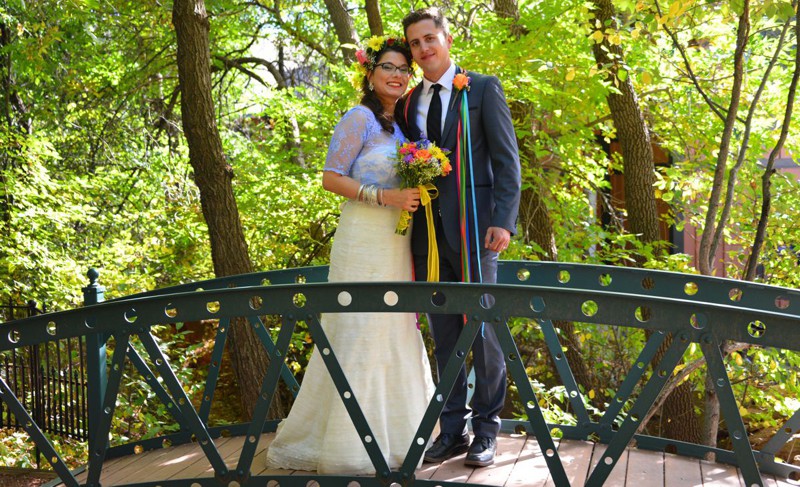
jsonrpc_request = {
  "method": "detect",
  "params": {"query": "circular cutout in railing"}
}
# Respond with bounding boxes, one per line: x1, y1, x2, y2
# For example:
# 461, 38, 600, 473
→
343, 391, 351, 399
249, 296, 263, 310
545, 448, 555, 457
775, 295, 790, 310
517, 268, 530, 281
337, 291, 352, 307
266, 480, 280, 487
729, 288, 743, 302
514, 424, 527, 434
124, 308, 137, 323
162, 438, 172, 449
206, 301, 220, 313
195, 287, 204, 292
295, 274, 307, 284
228, 481, 241, 487
557, 270, 570, 284
747, 320, 766, 338
261, 278, 271, 286
431, 291, 446, 307
436, 393, 444, 403
690, 313, 707, 330
581, 300, 598, 317
305, 481, 320, 487
134, 445, 144, 454
550, 427, 562, 438
293, 293, 306, 308
684, 282, 698, 296
165, 304, 178, 318
364, 435, 373, 443
47, 321, 56, 336
634, 306, 651, 323
480, 293, 495, 310
530, 296, 545, 313
641, 277, 655, 290
322, 348, 330, 356
84, 316, 96, 329
347, 482, 361, 487
384, 291, 399, 306
599, 273, 612, 287
604, 456, 613, 465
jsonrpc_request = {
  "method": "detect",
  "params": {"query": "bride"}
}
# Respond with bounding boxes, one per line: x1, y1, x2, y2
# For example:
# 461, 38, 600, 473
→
265, 35, 436, 475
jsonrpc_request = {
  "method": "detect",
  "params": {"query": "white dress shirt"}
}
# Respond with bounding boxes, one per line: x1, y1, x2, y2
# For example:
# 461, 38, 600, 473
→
415, 62, 456, 141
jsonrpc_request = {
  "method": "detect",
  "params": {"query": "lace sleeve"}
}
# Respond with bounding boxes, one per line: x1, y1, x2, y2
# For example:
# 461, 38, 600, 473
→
324, 107, 372, 176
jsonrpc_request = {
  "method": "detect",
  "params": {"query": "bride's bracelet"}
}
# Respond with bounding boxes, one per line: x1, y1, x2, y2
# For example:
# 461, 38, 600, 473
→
357, 184, 385, 207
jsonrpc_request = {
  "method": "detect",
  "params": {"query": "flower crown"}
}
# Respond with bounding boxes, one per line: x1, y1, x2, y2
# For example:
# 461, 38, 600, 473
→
356, 35, 409, 70
350, 35, 413, 88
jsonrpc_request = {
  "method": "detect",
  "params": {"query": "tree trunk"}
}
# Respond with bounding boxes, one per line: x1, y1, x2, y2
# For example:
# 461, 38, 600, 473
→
509, 103, 598, 405
365, 0, 383, 37
590, 0, 700, 443
744, 1, 799, 281
172, 0, 280, 420
323, 0, 358, 62
697, 3, 750, 275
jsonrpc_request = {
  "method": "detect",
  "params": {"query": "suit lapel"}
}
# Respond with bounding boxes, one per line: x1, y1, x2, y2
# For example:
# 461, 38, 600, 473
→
440, 66, 464, 150
404, 85, 424, 141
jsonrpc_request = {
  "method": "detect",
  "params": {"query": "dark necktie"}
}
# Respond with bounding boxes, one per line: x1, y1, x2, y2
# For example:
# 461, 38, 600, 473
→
426, 83, 442, 145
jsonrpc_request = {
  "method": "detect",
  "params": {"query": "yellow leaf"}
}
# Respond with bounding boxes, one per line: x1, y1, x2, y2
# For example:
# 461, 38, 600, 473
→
641, 71, 653, 84
539, 398, 547, 407
608, 33, 622, 45
566, 68, 576, 81
739, 406, 748, 417
589, 389, 596, 399
591, 30, 605, 44
733, 351, 743, 366
631, 28, 640, 39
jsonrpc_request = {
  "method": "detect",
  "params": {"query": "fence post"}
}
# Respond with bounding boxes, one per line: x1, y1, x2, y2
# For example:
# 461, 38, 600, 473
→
82, 268, 106, 451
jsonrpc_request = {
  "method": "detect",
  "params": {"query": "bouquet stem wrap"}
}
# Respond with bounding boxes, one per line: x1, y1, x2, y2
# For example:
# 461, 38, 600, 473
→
419, 183, 439, 283
394, 183, 439, 282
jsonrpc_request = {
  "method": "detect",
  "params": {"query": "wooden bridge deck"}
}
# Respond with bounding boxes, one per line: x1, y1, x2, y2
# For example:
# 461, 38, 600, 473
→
53, 433, 793, 486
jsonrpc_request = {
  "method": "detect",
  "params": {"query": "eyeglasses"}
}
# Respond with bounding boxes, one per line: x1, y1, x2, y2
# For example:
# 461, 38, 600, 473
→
375, 62, 412, 75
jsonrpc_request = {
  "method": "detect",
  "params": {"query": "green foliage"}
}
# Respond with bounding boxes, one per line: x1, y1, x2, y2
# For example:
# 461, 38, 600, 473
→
0, 429, 87, 469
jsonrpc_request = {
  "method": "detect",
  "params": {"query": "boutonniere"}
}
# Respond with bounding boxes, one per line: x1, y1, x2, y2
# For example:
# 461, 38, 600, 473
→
450, 71, 471, 111
453, 72, 471, 92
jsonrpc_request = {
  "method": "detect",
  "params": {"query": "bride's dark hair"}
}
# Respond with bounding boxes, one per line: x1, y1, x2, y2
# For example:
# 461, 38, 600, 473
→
360, 44, 413, 133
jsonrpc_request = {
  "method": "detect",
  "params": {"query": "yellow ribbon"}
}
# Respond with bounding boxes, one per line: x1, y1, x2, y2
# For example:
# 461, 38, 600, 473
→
419, 183, 440, 282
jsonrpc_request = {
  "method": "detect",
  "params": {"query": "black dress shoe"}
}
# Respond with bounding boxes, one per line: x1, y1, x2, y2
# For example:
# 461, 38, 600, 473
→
465, 436, 496, 467
423, 433, 470, 463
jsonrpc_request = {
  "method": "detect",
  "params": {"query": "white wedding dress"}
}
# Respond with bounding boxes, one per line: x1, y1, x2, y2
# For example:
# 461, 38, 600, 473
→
265, 106, 436, 474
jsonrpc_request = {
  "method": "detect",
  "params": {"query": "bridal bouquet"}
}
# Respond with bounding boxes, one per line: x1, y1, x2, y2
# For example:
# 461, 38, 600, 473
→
394, 139, 452, 236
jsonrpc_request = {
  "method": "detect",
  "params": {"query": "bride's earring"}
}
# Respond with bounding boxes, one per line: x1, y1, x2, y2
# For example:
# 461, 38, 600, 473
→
368, 82, 374, 91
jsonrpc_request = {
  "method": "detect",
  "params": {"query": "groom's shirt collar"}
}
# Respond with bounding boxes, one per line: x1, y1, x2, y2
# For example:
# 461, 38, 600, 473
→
421, 62, 456, 94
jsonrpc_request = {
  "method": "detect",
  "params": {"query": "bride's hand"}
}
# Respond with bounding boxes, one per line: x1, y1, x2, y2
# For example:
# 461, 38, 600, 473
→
383, 188, 421, 211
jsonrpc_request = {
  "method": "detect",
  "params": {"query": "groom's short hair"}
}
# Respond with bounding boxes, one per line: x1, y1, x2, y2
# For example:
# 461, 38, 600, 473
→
402, 7, 450, 37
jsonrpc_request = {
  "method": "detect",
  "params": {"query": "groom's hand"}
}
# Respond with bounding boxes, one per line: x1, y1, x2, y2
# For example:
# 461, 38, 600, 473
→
485, 227, 510, 253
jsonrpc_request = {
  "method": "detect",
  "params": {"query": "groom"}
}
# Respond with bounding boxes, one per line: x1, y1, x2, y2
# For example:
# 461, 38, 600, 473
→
397, 7, 521, 468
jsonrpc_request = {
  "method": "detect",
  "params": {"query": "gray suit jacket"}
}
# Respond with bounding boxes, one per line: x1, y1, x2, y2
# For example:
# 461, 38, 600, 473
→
396, 68, 521, 255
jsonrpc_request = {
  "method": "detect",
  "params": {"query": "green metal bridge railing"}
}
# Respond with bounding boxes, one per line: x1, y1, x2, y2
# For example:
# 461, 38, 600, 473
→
1, 261, 799, 486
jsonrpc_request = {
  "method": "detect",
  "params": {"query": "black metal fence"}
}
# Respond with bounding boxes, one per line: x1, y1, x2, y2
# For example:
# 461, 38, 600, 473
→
0, 299, 89, 451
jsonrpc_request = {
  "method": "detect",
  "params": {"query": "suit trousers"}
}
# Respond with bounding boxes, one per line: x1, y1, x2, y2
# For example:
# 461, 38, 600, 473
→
413, 213, 506, 439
